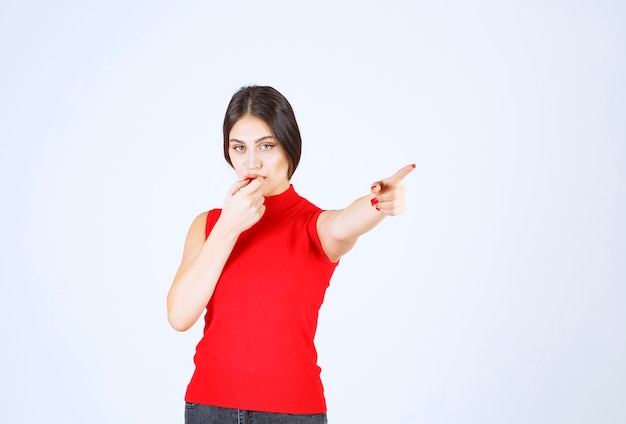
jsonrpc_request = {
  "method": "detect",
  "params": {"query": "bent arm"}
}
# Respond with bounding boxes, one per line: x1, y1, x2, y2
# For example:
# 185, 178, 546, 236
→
167, 178, 266, 331
166, 213, 239, 331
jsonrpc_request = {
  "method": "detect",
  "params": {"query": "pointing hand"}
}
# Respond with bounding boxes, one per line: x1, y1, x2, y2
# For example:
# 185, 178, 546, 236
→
369, 164, 416, 216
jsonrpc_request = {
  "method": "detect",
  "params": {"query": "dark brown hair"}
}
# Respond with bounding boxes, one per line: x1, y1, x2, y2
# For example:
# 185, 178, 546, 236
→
223, 86, 302, 179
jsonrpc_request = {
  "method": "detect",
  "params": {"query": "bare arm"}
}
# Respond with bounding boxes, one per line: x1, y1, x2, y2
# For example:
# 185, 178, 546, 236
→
166, 178, 266, 331
317, 164, 415, 263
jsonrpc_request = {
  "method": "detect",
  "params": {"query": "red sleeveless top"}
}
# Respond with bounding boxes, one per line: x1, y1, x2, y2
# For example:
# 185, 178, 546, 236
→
185, 185, 338, 413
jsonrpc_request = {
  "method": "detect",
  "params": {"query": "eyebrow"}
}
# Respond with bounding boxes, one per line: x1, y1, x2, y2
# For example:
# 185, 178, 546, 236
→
229, 135, 275, 144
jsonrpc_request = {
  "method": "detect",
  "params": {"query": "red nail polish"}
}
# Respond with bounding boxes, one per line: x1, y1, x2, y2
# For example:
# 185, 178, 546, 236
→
411, 164, 416, 168
376, 206, 381, 211
371, 185, 377, 191
371, 198, 379, 206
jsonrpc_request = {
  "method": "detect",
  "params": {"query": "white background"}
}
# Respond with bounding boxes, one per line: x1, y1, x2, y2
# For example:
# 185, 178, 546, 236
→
1, 1, 624, 423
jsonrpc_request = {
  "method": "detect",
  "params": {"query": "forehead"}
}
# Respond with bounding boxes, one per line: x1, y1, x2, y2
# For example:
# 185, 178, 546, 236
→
229, 115, 272, 142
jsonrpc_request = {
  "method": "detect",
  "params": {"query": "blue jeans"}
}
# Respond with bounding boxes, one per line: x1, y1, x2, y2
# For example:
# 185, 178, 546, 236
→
185, 403, 328, 424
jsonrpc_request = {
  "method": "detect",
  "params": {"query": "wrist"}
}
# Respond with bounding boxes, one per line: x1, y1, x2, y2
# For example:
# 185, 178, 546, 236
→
211, 218, 242, 245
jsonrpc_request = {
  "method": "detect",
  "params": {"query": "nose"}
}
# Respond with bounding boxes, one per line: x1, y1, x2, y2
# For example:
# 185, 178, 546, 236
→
247, 151, 261, 170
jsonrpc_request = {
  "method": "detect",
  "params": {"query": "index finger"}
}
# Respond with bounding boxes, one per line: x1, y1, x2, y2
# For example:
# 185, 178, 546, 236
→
229, 178, 250, 195
240, 176, 265, 193
374, 163, 416, 191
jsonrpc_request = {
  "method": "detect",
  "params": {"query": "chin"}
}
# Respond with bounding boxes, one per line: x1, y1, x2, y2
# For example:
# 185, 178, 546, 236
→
264, 184, 284, 196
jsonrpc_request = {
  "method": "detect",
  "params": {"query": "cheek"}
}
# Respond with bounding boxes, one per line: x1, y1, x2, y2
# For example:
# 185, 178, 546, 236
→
277, 152, 290, 171
229, 153, 242, 165
229, 155, 245, 173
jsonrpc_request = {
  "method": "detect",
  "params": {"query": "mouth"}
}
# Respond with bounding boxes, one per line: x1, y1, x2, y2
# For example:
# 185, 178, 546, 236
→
244, 174, 262, 181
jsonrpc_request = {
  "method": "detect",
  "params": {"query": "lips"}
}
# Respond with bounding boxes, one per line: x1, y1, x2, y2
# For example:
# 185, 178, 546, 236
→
244, 174, 262, 181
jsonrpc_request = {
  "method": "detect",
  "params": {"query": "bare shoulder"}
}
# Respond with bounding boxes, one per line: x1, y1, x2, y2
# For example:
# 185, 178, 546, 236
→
316, 209, 338, 234
316, 209, 350, 263
188, 211, 209, 239
181, 211, 210, 253
192, 211, 209, 226
176, 212, 210, 272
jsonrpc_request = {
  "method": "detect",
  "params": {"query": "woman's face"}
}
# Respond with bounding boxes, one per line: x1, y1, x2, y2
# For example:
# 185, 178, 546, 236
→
228, 114, 291, 196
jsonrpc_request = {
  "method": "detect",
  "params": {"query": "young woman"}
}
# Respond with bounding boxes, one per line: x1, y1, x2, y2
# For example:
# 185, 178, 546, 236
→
167, 86, 414, 423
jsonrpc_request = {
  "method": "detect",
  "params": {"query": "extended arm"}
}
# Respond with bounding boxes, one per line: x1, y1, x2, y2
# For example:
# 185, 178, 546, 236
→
317, 164, 415, 263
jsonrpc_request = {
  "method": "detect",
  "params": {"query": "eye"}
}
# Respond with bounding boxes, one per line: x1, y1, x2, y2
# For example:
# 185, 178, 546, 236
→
260, 143, 275, 151
231, 145, 245, 152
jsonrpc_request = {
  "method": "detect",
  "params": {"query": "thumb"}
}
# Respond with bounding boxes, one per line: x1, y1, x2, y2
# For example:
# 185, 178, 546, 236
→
371, 163, 416, 192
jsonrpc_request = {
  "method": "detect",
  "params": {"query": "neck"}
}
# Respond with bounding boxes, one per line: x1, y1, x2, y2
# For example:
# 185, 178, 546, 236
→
263, 185, 299, 212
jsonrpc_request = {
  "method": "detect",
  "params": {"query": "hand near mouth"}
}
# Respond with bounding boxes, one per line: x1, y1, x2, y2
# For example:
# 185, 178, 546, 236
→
240, 174, 265, 188
220, 176, 267, 234
242, 174, 263, 184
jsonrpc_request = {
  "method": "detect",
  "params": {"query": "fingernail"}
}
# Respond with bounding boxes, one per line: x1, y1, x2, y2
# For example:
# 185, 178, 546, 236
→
376, 206, 381, 211
371, 184, 377, 191
411, 164, 416, 168
371, 198, 379, 206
